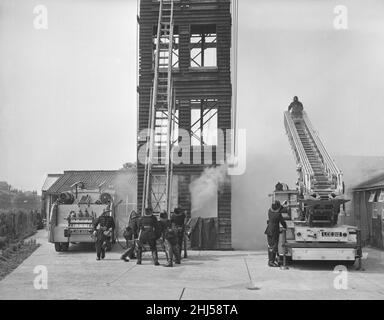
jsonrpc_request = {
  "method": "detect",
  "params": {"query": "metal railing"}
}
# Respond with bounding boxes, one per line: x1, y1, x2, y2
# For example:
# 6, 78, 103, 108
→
284, 111, 314, 194
302, 111, 344, 194
284, 110, 344, 196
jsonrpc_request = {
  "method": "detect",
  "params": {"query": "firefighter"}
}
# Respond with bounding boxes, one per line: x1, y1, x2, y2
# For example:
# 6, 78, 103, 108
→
159, 211, 180, 267
275, 182, 283, 191
170, 207, 186, 261
93, 208, 115, 261
288, 96, 304, 117
136, 208, 159, 266
120, 210, 140, 262
264, 200, 287, 267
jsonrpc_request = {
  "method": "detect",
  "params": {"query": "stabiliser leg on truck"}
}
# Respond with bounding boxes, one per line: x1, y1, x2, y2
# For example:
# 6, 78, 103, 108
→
281, 229, 289, 269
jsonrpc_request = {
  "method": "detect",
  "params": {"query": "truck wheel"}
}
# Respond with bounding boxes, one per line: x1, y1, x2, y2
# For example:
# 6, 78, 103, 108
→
54, 243, 62, 252
61, 242, 69, 251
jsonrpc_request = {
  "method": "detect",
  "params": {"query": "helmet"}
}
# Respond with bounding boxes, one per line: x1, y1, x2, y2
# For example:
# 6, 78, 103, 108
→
160, 211, 167, 219
144, 208, 153, 215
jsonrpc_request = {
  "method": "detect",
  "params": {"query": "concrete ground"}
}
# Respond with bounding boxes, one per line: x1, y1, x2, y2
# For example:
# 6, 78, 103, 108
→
0, 230, 384, 300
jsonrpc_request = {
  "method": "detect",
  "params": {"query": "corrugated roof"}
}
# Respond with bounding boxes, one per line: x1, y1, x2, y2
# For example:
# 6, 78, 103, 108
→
47, 169, 136, 194
353, 173, 384, 191
42, 174, 62, 191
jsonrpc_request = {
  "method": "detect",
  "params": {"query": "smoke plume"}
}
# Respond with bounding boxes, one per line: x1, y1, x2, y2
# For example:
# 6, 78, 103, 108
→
189, 165, 230, 216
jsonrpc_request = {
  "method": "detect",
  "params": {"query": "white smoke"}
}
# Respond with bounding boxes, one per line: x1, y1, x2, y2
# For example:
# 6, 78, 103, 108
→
189, 165, 230, 215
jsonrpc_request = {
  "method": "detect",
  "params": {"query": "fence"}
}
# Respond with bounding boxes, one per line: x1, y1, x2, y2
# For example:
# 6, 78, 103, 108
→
0, 210, 42, 240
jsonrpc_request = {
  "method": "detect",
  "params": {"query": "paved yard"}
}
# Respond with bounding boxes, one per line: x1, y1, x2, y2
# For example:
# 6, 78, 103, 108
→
0, 230, 384, 300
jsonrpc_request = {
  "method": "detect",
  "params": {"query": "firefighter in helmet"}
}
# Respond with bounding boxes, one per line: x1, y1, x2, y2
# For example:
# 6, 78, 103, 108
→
136, 208, 159, 266
288, 96, 304, 117
120, 210, 140, 262
93, 208, 115, 261
159, 211, 181, 267
170, 207, 186, 261
264, 200, 287, 267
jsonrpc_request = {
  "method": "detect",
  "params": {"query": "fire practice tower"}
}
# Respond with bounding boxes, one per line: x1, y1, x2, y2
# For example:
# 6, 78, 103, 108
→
137, 0, 233, 249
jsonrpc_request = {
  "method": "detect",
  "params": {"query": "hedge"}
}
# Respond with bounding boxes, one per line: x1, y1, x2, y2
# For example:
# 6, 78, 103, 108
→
0, 210, 42, 240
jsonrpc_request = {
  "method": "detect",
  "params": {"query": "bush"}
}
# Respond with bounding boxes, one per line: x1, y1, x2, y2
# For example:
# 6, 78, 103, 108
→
0, 210, 41, 240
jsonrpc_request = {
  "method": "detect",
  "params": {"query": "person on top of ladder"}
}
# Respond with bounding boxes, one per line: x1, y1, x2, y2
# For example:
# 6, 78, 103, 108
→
288, 96, 304, 117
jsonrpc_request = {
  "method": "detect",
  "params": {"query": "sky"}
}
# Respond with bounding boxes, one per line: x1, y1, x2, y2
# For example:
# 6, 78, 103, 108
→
1, 0, 384, 192
238, 0, 384, 158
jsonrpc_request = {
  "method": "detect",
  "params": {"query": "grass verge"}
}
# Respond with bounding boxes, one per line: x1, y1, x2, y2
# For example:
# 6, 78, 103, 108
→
0, 240, 40, 281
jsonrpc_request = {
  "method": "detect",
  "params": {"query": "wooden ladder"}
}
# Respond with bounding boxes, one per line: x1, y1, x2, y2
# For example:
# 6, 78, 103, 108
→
142, 0, 176, 217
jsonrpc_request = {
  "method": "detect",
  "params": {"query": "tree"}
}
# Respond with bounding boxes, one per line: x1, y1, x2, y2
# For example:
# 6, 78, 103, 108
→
0, 192, 12, 209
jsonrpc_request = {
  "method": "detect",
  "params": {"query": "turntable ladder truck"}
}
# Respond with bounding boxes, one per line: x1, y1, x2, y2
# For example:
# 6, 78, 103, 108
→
273, 110, 362, 267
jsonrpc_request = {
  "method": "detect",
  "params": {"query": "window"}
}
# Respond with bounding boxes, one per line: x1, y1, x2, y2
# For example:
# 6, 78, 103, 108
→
190, 24, 217, 68
190, 99, 218, 146
378, 190, 384, 203
368, 191, 377, 203
152, 26, 179, 69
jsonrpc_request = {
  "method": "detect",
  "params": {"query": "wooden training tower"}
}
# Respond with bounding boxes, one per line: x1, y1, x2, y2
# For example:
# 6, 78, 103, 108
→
137, 0, 233, 249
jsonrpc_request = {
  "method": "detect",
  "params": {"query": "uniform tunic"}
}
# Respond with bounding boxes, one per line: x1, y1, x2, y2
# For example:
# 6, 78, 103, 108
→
288, 100, 304, 116
171, 212, 186, 250
264, 208, 287, 251
121, 215, 140, 260
137, 214, 158, 251
158, 218, 180, 263
93, 214, 115, 258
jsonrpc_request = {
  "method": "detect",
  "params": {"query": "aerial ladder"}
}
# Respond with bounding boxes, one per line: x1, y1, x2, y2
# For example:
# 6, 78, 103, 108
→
142, 0, 177, 217
273, 109, 362, 267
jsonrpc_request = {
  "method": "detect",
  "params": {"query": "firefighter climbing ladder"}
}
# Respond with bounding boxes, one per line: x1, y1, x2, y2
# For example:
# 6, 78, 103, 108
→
142, 0, 176, 216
